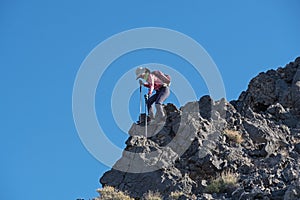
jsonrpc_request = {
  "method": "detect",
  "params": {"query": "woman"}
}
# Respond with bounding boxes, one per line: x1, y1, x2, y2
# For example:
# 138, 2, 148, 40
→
136, 67, 170, 122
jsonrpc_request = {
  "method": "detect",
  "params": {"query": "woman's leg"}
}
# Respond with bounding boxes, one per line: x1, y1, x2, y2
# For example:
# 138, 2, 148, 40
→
155, 86, 170, 105
147, 93, 157, 119
155, 87, 170, 119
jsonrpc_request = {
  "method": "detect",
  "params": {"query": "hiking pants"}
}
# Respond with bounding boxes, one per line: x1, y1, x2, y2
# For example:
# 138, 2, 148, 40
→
147, 86, 170, 111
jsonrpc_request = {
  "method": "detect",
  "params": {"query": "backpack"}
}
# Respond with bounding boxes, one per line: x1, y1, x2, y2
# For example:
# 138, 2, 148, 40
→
151, 70, 171, 85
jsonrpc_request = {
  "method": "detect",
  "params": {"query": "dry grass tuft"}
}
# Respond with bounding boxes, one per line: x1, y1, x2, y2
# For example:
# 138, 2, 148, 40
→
96, 186, 133, 200
169, 191, 184, 199
143, 190, 162, 200
224, 129, 243, 144
205, 171, 239, 194
221, 170, 239, 185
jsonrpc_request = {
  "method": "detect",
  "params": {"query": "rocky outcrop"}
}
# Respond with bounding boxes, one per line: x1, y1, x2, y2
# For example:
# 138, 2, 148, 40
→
232, 57, 300, 121
100, 57, 300, 199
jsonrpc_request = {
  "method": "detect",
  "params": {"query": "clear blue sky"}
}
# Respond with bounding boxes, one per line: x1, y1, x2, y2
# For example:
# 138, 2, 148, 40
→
1, 1, 299, 199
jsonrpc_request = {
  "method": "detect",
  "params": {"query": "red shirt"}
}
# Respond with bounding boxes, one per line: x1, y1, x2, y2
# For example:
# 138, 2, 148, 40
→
143, 73, 163, 95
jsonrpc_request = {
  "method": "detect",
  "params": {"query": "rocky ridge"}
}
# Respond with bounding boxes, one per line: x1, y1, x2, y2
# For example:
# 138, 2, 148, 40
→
100, 57, 300, 200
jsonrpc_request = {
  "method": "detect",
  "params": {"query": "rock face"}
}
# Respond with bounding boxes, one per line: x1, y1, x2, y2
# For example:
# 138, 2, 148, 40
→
100, 57, 300, 199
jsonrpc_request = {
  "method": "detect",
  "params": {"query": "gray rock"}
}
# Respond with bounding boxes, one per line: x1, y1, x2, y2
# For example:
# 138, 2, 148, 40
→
239, 188, 266, 200
271, 189, 286, 200
282, 164, 298, 183
99, 57, 300, 199
201, 193, 214, 200
199, 95, 213, 120
284, 182, 300, 200
292, 66, 300, 114
294, 143, 300, 154
243, 120, 268, 144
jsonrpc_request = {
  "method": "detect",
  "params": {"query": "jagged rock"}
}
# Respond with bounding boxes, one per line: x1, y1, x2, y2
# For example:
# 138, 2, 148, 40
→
99, 57, 300, 199
266, 103, 288, 119
238, 188, 267, 200
201, 193, 214, 200
292, 66, 300, 114
235, 57, 300, 115
282, 164, 298, 183
243, 120, 269, 144
271, 189, 286, 200
198, 95, 213, 120
294, 143, 300, 154
284, 180, 300, 200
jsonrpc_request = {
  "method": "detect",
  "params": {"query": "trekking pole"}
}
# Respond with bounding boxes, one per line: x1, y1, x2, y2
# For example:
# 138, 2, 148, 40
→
139, 85, 142, 123
144, 94, 148, 138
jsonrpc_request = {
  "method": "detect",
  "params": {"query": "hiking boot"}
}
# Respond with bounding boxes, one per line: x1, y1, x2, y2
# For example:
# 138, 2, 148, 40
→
136, 114, 151, 125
